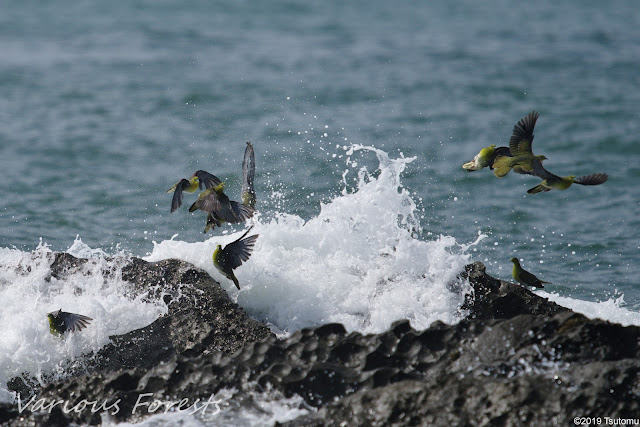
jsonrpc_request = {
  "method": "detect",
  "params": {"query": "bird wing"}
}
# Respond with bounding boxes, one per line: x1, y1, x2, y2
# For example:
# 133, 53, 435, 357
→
62, 312, 93, 332
195, 170, 223, 190
574, 173, 608, 186
530, 158, 559, 180
508, 111, 539, 157
229, 200, 255, 222
170, 179, 191, 213
220, 227, 259, 270
241, 142, 256, 207
189, 188, 224, 213
519, 269, 541, 285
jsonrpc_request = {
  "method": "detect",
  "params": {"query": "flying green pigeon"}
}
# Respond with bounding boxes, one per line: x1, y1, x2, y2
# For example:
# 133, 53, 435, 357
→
510, 258, 550, 289
189, 182, 254, 232
527, 173, 608, 194
492, 111, 548, 178
167, 170, 222, 213
462, 145, 512, 172
213, 226, 259, 289
47, 309, 93, 336
241, 142, 256, 208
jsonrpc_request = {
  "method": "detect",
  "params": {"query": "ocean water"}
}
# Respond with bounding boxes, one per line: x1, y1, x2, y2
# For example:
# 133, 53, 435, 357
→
1, 0, 640, 423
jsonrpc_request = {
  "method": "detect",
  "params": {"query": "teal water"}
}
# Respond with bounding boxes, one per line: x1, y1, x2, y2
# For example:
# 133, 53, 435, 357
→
1, 0, 639, 310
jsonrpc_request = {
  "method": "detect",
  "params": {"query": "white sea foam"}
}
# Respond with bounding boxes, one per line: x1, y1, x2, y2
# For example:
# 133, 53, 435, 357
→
107, 386, 311, 427
0, 239, 167, 403
146, 145, 477, 336
540, 291, 640, 327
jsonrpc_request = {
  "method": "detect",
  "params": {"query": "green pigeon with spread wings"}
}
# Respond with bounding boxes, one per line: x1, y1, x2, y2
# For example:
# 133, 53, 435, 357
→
167, 170, 223, 213
189, 182, 255, 232
526, 172, 608, 194
213, 226, 259, 289
492, 111, 548, 178
47, 309, 93, 336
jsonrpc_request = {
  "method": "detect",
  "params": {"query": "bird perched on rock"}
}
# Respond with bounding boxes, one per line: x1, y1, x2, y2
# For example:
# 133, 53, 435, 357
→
213, 226, 259, 289
462, 145, 512, 172
526, 172, 608, 194
47, 309, 93, 336
509, 258, 550, 289
189, 181, 254, 233
492, 111, 548, 178
167, 170, 222, 213
241, 142, 256, 209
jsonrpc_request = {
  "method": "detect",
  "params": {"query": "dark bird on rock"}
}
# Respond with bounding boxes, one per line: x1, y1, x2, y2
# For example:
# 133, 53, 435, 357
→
510, 258, 550, 289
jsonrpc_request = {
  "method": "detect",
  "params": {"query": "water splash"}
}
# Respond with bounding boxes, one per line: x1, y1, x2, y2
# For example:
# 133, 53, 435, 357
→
0, 237, 167, 402
147, 145, 477, 336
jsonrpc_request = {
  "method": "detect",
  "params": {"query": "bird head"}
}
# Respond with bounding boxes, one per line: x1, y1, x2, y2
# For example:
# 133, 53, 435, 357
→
509, 257, 519, 264
538, 155, 548, 161
47, 309, 61, 319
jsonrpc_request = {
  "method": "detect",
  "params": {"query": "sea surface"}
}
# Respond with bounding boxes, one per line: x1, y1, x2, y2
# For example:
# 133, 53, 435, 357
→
1, 0, 639, 424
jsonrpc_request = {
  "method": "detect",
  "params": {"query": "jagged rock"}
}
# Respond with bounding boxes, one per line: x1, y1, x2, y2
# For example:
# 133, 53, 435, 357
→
5, 253, 272, 401
2, 257, 639, 426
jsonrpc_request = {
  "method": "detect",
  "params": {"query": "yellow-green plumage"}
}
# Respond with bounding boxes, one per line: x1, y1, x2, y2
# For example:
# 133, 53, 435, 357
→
510, 258, 550, 289
527, 173, 608, 194
462, 145, 512, 172
167, 170, 223, 213
493, 111, 545, 178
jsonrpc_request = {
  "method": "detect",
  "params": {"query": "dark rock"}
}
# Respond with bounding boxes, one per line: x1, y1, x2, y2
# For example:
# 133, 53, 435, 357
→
4, 258, 640, 426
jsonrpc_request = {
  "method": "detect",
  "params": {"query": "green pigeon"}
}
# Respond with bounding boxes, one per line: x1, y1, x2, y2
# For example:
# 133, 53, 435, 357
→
462, 145, 512, 172
492, 111, 548, 178
213, 226, 259, 289
189, 182, 254, 233
167, 170, 222, 213
47, 309, 93, 336
241, 142, 257, 208
527, 173, 608, 194
510, 258, 550, 289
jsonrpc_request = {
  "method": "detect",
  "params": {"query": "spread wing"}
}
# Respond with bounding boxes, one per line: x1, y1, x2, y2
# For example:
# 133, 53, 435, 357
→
241, 142, 256, 208
530, 158, 559, 180
189, 188, 224, 213
220, 228, 259, 270
194, 170, 222, 190
509, 111, 539, 157
574, 173, 608, 186
170, 179, 191, 213
61, 312, 93, 333
229, 200, 255, 222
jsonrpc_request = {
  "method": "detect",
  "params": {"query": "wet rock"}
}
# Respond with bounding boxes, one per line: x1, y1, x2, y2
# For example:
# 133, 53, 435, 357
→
3, 258, 639, 426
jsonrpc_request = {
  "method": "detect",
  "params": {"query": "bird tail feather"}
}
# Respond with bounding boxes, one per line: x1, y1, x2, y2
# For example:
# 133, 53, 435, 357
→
527, 183, 548, 194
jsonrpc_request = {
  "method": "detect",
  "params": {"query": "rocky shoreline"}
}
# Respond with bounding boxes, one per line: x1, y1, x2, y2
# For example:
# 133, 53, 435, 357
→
1, 254, 638, 426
